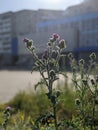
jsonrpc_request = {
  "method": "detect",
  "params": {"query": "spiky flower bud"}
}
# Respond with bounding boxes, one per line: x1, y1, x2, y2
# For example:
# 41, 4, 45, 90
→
68, 53, 73, 60
82, 79, 88, 86
52, 50, 57, 59
23, 38, 29, 43
75, 98, 81, 106
4, 106, 11, 114
90, 52, 96, 60
23, 38, 35, 51
47, 42, 52, 46
56, 90, 61, 97
49, 70, 56, 79
49, 38, 55, 43
79, 59, 84, 65
42, 50, 49, 60
72, 67, 76, 73
95, 99, 98, 105
58, 39, 66, 49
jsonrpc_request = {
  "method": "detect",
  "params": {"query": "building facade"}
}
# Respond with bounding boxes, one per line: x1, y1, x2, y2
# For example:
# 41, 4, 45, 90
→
0, 9, 64, 65
0, 0, 98, 65
0, 12, 14, 54
36, 0, 98, 60
0, 12, 17, 64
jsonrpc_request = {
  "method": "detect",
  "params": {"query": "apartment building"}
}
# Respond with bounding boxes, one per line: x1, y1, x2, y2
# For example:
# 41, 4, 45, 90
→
1, 0, 98, 65
0, 12, 17, 64
0, 12, 14, 54
36, 0, 98, 60
0, 9, 64, 65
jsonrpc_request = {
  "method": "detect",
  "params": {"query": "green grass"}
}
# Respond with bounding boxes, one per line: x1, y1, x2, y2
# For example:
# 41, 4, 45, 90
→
0, 83, 76, 130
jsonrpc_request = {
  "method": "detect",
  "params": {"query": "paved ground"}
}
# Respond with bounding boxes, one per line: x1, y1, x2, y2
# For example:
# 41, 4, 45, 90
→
0, 70, 41, 103
0, 70, 72, 103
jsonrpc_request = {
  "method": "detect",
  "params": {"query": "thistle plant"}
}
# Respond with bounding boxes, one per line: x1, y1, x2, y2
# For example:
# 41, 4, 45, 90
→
68, 52, 98, 130
24, 33, 66, 130
2, 106, 11, 130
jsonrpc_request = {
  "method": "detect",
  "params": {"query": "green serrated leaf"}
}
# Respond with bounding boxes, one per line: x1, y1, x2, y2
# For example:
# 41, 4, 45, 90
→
59, 72, 67, 78
34, 81, 44, 90
31, 66, 39, 73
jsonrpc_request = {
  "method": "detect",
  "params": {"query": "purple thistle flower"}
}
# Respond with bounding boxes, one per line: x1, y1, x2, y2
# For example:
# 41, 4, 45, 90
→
52, 33, 60, 40
6, 106, 11, 111
4, 106, 12, 114
91, 79, 95, 85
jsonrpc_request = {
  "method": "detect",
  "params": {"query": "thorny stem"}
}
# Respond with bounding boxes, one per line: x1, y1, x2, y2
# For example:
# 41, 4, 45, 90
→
81, 86, 86, 130
39, 68, 49, 89
55, 49, 61, 67
92, 83, 97, 129
92, 95, 96, 130
53, 104, 58, 130
48, 44, 59, 130
31, 49, 45, 67
46, 60, 52, 94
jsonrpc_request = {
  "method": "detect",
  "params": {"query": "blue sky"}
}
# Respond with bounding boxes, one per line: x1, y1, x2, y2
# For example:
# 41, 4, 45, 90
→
0, 0, 84, 13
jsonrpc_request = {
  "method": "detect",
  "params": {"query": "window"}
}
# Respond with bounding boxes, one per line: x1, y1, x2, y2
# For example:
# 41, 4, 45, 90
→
71, 22, 79, 28
82, 20, 91, 31
94, 19, 98, 29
